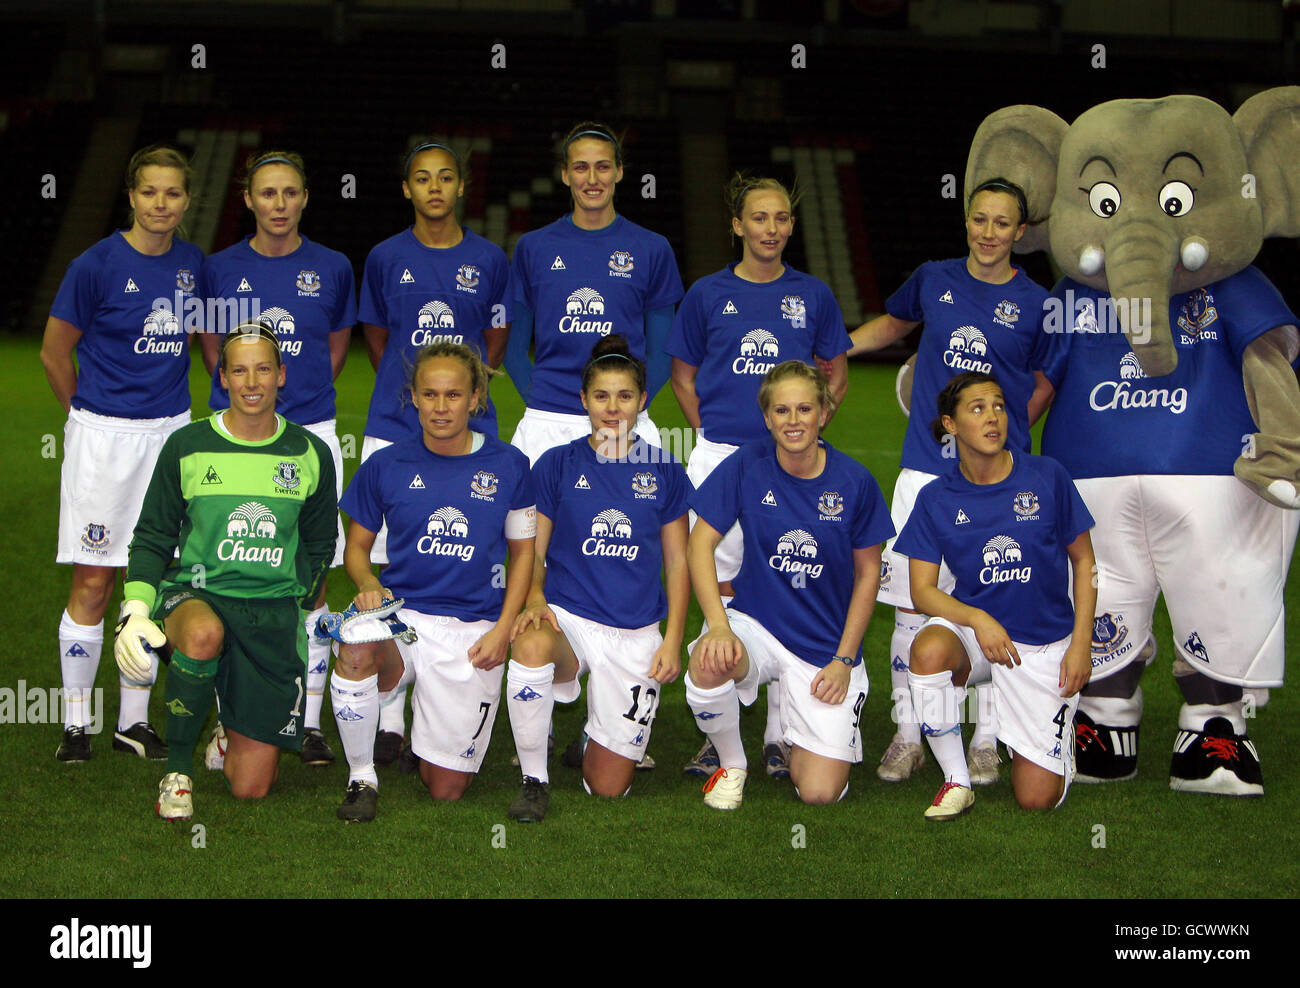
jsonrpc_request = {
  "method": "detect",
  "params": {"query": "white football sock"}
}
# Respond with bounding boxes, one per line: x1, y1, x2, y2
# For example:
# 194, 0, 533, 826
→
303, 605, 330, 730
117, 648, 158, 730
377, 683, 408, 735
507, 662, 555, 784
59, 610, 102, 730
890, 611, 925, 744
685, 672, 746, 771
1079, 689, 1144, 727
1179, 701, 1246, 736
910, 669, 970, 788
330, 671, 378, 786
763, 679, 783, 746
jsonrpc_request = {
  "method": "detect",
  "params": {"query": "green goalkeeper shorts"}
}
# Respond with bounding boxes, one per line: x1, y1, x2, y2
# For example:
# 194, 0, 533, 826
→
155, 586, 309, 750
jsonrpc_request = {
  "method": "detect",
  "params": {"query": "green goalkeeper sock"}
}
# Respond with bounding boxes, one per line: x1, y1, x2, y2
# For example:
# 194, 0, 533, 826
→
164, 650, 217, 776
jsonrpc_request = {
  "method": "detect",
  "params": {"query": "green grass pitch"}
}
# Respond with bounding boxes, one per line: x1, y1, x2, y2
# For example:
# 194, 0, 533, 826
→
3, 336, 1297, 898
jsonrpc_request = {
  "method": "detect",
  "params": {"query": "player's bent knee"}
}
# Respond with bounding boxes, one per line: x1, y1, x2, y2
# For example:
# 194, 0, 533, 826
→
796, 786, 841, 806
229, 777, 273, 799
426, 778, 471, 801
335, 641, 381, 680
173, 620, 224, 660
910, 628, 960, 676
509, 628, 554, 668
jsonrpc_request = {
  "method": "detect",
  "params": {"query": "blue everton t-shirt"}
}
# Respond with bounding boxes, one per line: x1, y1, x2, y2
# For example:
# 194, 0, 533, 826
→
894, 452, 1093, 645
533, 436, 690, 629
201, 235, 356, 424
666, 264, 851, 445
889, 258, 1050, 474
51, 232, 204, 418
512, 214, 683, 414
340, 434, 533, 621
692, 439, 894, 667
360, 227, 510, 440
1040, 267, 1297, 478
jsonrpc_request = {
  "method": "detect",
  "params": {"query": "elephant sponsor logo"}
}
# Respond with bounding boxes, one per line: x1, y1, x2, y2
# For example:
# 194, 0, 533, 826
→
979, 535, 1031, 585
469, 470, 498, 500
583, 508, 637, 560
944, 326, 992, 373
780, 295, 806, 323
608, 250, 634, 277
296, 270, 321, 295
993, 300, 1020, 327
257, 306, 301, 356
559, 288, 612, 334
1011, 491, 1040, 520
631, 471, 658, 497
1088, 356, 1189, 415
411, 301, 462, 346
1090, 612, 1133, 665
1184, 630, 1210, 663
273, 461, 301, 492
219, 502, 283, 566
769, 529, 822, 580
1176, 288, 1220, 342
418, 507, 474, 560
455, 264, 480, 291
817, 491, 844, 519
733, 329, 779, 375
141, 307, 181, 338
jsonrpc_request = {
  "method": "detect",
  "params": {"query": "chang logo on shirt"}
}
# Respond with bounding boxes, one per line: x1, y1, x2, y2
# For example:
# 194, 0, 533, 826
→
583, 509, 637, 560
1090, 612, 1132, 666
469, 470, 498, 500
412, 300, 463, 346
1088, 354, 1188, 415
780, 295, 805, 322
176, 268, 196, 294
993, 300, 1020, 328
296, 270, 321, 296
418, 507, 474, 560
1012, 491, 1040, 521
559, 288, 612, 335
455, 264, 480, 292
734, 329, 779, 375
631, 472, 658, 498
259, 306, 301, 356
219, 502, 283, 567
1176, 289, 1219, 343
944, 326, 992, 373
769, 529, 822, 579
817, 491, 843, 520
979, 535, 1030, 585
137, 307, 185, 356
608, 250, 634, 277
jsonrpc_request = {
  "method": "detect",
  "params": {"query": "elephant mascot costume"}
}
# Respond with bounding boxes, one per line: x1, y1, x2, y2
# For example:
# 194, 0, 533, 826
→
966, 88, 1300, 796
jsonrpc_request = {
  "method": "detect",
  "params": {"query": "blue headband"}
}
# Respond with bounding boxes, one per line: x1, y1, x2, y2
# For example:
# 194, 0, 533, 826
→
970, 179, 1028, 224
404, 141, 461, 176
564, 129, 620, 160
254, 156, 299, 171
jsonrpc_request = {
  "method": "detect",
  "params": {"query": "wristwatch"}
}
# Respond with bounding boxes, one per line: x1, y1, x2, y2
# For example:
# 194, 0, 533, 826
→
833, 654, 859, 668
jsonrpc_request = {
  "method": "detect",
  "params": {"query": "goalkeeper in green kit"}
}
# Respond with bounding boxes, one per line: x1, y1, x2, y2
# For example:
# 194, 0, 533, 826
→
115, 324, 337, 820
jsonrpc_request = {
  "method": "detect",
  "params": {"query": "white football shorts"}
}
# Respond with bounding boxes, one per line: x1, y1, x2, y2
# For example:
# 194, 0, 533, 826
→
358, 434, 394, 564
303, 418, 345, 568
58, 407, 190, 567
686, 433, 744, 583
880, 466, 955, 608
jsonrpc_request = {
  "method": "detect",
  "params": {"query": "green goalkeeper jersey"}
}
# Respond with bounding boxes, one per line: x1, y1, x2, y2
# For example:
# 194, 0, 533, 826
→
124, 414, 337, 609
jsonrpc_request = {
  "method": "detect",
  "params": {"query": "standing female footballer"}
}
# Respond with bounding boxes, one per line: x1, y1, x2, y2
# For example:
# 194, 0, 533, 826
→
198, 150, 356, 768
329, 343, 535, 822
686, 362, 893, 808
893, 372, 1095, 819
839, 178, 1053, 786
504, 121, 683, 466
667, 172, 852, 780
357, 140, 511, 766
504, 336, 690, 822
41, 145, 204, 764
113, 325, 337, 820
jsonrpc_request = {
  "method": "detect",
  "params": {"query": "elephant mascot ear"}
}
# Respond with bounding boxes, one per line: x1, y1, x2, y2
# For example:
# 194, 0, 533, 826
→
1234, 85, 1300, 239
964, 105, 1068, 256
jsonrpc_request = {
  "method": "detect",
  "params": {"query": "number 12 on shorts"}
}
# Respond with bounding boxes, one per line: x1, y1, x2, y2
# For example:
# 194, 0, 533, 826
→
623, 685, 658, 725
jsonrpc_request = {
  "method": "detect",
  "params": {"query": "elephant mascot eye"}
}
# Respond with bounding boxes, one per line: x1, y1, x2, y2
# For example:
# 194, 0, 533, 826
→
1158, 180, 1195, 217
1085, 181, 1122, 218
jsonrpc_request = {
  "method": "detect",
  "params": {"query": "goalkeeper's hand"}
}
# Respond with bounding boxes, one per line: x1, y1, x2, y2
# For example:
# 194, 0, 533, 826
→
114, 599, 167, 683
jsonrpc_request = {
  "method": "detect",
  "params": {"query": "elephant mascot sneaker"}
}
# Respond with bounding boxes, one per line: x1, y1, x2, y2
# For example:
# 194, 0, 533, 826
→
966, 88, 1300, 796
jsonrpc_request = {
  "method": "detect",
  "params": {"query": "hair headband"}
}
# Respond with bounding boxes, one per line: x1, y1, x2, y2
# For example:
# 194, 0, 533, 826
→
404, 141, 461, 176
970, 179, 1028, 224
563, 129, 620, 159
